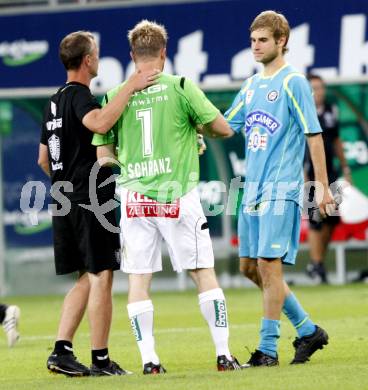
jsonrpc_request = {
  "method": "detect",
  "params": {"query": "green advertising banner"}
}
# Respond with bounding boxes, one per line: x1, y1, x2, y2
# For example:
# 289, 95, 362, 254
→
0, 101, 12, 135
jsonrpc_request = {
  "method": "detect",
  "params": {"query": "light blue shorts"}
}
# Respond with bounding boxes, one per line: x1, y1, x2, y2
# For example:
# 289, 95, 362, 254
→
238, 200, 301, 265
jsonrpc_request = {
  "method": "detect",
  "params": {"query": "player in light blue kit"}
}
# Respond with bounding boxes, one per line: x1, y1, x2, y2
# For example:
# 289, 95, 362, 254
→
225, 11, 335, 366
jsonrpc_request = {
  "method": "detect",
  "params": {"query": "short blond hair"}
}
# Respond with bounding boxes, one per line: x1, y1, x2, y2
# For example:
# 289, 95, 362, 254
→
250, 10, 290, 54
128, 20, 168, 59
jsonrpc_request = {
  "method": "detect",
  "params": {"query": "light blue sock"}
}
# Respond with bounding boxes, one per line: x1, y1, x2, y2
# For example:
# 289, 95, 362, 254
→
258, 318, 280, 358
282, 293, 316, 338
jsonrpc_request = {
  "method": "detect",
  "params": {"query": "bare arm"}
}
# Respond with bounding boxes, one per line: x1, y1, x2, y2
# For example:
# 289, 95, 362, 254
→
333, 137, 352, 183
83, 69, 160, 134
306, 133, 335, 216
96, 144, 118, 167
37, 143, 50, 177
200, 114, 234, 138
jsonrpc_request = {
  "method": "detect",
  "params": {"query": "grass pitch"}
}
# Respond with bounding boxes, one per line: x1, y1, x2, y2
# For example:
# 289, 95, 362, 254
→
0, 284, 367, 389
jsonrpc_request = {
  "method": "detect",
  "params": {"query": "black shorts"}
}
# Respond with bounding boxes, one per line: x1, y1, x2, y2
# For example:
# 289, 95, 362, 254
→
52, 201, 120, 275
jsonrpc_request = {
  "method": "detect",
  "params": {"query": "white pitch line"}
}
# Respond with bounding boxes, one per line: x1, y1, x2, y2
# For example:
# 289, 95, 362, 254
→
20, 324, 256, 342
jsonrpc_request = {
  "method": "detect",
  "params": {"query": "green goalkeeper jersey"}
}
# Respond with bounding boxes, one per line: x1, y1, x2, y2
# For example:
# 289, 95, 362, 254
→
92, 73, 219, 202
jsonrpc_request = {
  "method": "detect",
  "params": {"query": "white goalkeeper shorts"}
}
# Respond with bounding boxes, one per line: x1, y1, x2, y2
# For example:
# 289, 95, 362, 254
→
118, 186, 214, 274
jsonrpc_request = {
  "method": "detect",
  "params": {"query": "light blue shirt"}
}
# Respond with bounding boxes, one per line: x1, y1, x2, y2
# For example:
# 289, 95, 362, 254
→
225, 64, 322, 206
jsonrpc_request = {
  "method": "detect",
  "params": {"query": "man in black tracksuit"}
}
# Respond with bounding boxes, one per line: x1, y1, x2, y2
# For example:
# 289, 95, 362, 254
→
38, 30, 159, 376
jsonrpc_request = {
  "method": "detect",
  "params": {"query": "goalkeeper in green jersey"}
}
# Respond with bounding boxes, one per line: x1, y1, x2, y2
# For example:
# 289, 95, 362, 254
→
92, 20, 244, 373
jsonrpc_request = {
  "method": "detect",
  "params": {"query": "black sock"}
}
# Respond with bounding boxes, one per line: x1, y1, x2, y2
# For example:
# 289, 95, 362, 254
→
0, 304, 7, 324
92, 348, 110, 368
53, 340, 73, 355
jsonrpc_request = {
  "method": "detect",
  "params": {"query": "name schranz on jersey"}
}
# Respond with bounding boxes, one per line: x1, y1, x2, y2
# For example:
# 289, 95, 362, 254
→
127, 157, 172, 179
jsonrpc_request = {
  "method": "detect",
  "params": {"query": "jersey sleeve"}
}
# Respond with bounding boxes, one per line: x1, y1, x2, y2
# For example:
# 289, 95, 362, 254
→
91, 94, 116, 146
180, 78, 219, 125
224, 79, 250, 134
72, 86, 101, 122
283, 74, 322, 135
92, 130, 115, 146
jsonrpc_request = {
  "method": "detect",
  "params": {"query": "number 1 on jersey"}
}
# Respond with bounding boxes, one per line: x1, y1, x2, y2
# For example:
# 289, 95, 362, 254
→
136, 108, 153, 157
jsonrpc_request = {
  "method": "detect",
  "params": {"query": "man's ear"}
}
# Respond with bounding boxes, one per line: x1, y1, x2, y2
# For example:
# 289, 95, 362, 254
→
83, 54, 90, 67
277, 36, 287, 50
161, 47, 166, 60
130, 51, 135, 62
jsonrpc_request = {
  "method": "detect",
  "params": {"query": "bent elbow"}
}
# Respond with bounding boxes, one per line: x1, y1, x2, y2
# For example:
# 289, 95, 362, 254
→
83, 110, 111, 134
91, 123, 109, 135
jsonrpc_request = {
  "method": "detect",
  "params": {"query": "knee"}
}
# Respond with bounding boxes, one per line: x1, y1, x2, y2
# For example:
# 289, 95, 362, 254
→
90, 270, 113, 289
258, 259, 282, 288
76, 271, 90, 291
189, 270, 199, 286
128, 274, 152, 302
239, 260, 257, 280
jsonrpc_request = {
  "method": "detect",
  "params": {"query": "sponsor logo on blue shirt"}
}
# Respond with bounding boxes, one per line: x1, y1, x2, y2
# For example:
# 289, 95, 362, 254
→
245, 110, 281, 135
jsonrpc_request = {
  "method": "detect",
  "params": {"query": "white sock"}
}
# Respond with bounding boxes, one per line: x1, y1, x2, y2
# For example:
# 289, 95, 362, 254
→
127, 300, 160, 366
198, 288, 232, 360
